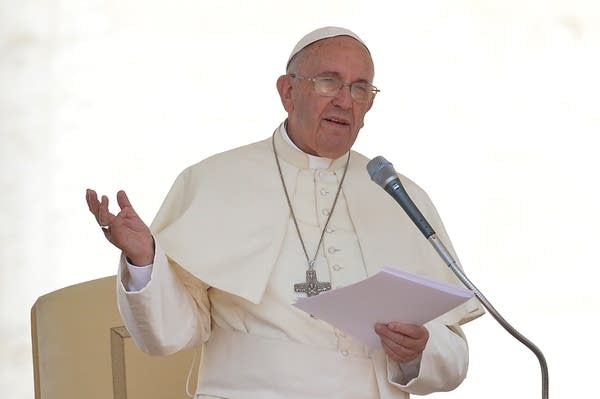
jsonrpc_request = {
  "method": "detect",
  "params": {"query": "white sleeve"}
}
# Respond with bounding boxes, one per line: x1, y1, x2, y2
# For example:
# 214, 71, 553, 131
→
116, 240, 211, 355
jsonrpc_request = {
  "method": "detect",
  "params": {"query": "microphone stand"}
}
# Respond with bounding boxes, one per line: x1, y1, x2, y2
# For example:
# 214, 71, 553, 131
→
367, 155, 549, 398
427, 234, 549, 399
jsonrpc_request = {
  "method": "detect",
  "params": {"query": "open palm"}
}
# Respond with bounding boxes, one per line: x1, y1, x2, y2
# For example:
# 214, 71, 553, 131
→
86, 189, 155, 265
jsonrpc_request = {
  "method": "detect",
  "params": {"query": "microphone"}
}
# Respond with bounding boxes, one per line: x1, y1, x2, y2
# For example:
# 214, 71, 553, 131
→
367, 155, 549, 399
366, 156, 435, 239
366, 156, 455, 267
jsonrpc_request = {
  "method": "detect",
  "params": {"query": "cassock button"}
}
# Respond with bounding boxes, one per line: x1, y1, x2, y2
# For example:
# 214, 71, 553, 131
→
326, 227, 335, 233
320, 188, 329, 196
340, 349, 349, 356
322, 209, 330, 216
333, 264, 342, 271
328, 247, 340, 254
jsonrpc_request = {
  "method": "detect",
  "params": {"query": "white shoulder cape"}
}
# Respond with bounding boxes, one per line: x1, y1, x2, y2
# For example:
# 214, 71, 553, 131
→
150, 133, 484, 326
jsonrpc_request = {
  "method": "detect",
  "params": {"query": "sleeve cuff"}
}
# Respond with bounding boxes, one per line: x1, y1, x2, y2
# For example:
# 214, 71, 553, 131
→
388, 354, 422, 386
126, 261, 154, 292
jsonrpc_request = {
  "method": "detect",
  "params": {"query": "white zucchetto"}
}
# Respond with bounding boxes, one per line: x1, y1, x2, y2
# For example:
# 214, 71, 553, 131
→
286, 26, 370, 69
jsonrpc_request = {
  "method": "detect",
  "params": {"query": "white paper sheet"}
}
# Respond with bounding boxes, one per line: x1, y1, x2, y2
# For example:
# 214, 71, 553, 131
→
293, 266, 474, 347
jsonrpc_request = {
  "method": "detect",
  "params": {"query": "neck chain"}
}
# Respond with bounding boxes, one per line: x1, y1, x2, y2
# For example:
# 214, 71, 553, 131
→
272, 131, 351, 296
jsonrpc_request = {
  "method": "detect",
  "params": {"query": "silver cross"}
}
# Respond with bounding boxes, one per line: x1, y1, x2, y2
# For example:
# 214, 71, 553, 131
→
294, 269, 331, 297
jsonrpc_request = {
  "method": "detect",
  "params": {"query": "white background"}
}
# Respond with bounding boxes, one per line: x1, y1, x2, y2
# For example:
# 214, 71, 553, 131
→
1, 1, 599, 398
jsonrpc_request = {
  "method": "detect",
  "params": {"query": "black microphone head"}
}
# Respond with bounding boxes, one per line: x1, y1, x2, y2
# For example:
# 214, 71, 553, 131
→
367, 156, 398, 188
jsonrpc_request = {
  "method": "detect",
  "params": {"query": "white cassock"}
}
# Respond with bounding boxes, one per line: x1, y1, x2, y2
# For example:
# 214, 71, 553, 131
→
117, 122, 484, 399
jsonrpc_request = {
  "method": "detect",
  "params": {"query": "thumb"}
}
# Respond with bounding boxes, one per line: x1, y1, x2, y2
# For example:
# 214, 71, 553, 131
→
116, 190, 134, 211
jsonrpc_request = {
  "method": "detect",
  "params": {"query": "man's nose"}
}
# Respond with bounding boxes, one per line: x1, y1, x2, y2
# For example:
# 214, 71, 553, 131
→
331, 84, 353, 109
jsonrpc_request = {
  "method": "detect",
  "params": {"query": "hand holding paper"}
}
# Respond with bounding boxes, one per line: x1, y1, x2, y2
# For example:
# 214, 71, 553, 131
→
374, 321, 429, 363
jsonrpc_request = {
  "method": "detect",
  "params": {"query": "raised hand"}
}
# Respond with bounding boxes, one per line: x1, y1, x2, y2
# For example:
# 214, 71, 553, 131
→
86, 189, 155, 266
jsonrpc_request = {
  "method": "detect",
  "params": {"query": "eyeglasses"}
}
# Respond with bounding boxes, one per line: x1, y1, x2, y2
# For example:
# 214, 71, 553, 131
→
289, 74, 380, 103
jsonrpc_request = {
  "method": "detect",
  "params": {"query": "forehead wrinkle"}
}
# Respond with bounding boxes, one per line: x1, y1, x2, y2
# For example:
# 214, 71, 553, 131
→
291, 37, 374, 78
290, 47, 375, 84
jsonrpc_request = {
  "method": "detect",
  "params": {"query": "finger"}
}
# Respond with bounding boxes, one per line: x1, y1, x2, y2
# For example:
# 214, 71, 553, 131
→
375, 323, 405, 342
382, 333, 420, 359
98, 195, 116, 226
116, 190, 133, 211
375, 324, 422, 351
388, 323, 428, 340
86, 189, 109, 228
97, 195, 108, 225
86, 189, 100, 216
380, 337, 414, 363
380, 339, 400, 362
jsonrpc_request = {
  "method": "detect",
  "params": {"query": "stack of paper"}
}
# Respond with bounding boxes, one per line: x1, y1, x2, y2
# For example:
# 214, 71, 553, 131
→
294, 267, 474, 347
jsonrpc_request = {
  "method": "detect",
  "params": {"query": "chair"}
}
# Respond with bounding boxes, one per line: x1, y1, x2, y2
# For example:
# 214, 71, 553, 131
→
31, 276, 198, 399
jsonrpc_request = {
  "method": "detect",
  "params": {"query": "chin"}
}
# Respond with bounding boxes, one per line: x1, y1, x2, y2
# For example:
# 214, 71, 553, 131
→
315, 129, 357, 158
319, 146, 352, 159
325, 140, 355, 159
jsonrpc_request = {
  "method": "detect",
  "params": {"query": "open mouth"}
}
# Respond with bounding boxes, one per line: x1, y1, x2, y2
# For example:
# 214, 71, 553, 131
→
324, 117, 350, 127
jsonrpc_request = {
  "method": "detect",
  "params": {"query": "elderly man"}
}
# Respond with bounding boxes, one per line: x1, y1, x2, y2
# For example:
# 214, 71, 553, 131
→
86, 27, 483, 399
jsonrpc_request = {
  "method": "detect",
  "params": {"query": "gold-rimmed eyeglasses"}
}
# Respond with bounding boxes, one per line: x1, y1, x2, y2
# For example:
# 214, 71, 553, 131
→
289, 74, 380, 103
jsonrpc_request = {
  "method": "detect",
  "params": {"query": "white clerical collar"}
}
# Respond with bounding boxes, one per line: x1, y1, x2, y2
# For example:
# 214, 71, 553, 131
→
280, 123, 333, 170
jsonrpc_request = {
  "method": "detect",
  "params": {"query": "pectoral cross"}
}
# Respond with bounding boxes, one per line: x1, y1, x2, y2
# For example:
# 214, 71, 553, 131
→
294, 269, 331, 297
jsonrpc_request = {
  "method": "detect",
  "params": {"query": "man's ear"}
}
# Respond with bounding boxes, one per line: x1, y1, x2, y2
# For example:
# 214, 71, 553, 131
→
276, 75, 294, 112
366, 95, 375, 113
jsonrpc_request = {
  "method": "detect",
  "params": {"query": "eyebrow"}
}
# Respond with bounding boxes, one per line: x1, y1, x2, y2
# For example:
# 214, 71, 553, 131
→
316, 71, 372, 84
